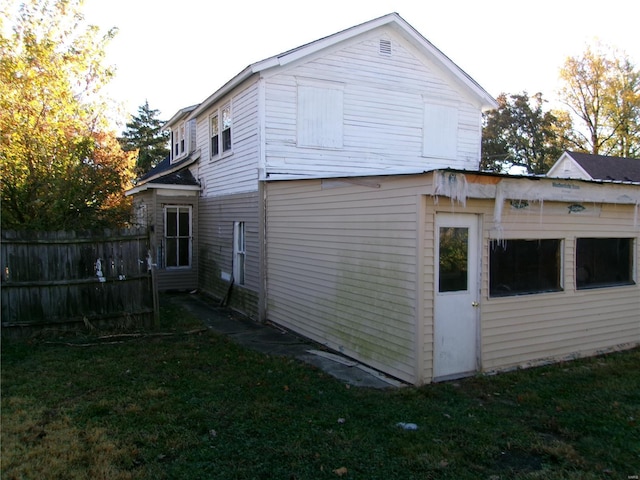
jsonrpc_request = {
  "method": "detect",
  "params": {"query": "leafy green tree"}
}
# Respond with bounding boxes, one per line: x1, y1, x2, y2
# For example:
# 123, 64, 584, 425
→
0, 0, 135, 230
119, 100, 169, 176
559, 43, 640, 157
481, 92, 572, 174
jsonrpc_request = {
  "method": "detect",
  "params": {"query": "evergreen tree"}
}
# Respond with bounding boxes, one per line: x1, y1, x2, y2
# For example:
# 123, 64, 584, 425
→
119, 101, 169, 175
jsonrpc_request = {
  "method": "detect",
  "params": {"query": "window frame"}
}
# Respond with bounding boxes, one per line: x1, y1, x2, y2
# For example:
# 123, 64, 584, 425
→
209, 103, 232, 160
163, 205, 192, 269
233, 221, 246, 285
575, 237, 635, 290
489, 238, 564, 298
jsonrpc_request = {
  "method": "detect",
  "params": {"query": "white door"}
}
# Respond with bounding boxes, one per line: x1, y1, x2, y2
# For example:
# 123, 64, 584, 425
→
434, 213, 480, 380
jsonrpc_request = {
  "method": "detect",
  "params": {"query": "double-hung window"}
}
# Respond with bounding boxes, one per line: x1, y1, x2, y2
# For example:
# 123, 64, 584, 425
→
164, 206, 192, 268
233, 221, 245, 285
179, 124, 186, 154
210, 104, 232, 158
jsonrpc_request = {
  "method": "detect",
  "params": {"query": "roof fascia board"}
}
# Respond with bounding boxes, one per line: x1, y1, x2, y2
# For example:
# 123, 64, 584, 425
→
163, 104, 199, 130
126, 183, 200, 197
388, 19, 497, 111
546, 151, 571, 177
566, 152, 597, 179
188, 65, 260, 119
431, 170, 640, 205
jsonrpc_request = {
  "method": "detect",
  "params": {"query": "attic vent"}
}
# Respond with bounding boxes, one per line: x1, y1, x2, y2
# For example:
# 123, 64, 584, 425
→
379, 39, 392, 55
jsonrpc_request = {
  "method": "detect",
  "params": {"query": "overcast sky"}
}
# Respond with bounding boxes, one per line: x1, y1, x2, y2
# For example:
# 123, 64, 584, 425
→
81, 0, 640, 127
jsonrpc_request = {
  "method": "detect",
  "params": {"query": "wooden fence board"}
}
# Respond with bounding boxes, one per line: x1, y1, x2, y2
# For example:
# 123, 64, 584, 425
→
1, 229, 155, 335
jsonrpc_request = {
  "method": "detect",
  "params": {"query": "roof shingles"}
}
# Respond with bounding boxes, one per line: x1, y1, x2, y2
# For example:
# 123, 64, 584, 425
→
568, 151, 640, 182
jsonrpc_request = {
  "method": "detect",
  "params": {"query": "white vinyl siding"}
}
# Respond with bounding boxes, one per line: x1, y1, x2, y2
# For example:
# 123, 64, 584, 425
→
195, 80, 260, 196
197, 192, 260, 318
266, 173, 639, 384
264, 32, 481, 178
266, 177, 429, 383
473, 200, 640, 372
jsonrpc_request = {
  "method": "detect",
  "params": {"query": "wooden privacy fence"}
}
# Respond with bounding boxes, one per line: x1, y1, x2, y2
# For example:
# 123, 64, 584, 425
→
1, 229, 158, 337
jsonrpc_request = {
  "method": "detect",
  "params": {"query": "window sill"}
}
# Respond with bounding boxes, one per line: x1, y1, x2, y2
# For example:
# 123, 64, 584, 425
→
171, 153, 189, 164
211, 150, 234, 162
577, 281, 636, 291
489, 288, 564, 299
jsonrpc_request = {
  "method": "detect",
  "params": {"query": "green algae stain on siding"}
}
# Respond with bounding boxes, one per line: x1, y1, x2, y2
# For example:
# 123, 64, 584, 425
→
321, 250, 416, 369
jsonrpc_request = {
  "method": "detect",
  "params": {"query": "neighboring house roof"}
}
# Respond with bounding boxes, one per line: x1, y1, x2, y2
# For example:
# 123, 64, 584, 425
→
188, 12, 498, 120
547, 151, 640, 183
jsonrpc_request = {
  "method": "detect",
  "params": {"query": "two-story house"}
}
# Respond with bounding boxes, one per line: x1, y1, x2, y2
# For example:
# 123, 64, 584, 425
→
129, 13, 639, 385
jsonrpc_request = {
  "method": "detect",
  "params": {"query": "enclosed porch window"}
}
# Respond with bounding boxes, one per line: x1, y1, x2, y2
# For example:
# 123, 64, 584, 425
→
576, 238, 635, 289
164, 205, 192, 268
490, 239, 563, 297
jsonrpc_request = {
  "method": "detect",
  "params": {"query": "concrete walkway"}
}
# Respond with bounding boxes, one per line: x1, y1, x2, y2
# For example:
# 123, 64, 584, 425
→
164, 293, 402, 389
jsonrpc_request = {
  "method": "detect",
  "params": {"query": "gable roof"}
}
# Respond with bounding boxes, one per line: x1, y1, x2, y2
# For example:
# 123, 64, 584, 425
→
565, 151, 640, 182
188, 12, 497, 120
163, 104, 199, 130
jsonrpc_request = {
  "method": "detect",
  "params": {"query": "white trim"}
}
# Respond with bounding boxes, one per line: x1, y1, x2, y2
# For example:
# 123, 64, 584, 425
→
233, 221, 246, 285
126, 183, 200, 196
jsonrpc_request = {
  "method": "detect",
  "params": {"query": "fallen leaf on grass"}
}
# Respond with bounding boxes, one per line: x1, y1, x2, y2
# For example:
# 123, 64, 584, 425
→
333, 466, 348, 476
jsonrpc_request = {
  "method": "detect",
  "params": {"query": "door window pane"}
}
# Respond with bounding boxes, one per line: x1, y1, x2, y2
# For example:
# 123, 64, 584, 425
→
439, 227, 468, 292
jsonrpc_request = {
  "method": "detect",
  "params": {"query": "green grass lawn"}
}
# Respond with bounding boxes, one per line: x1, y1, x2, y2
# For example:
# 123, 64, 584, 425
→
2, 297, 639, 479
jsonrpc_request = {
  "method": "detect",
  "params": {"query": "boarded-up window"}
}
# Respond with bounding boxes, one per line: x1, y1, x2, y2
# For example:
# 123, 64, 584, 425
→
423, 101, 458, 159
576, 238, 635, 289
490, 239, 562, 297
297, 79, 344, 148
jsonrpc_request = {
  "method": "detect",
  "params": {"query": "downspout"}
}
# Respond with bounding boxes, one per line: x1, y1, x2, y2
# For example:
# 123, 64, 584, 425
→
414, 194, 426, 385
257, 77, 268, 323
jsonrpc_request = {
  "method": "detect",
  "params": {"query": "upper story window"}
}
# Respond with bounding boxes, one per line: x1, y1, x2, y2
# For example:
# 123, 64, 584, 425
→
179, 124, 186, 154
210, 103, 232, 159
423, 98, 458, 159
297, 78, 344, 149
171, 121, 188, 162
